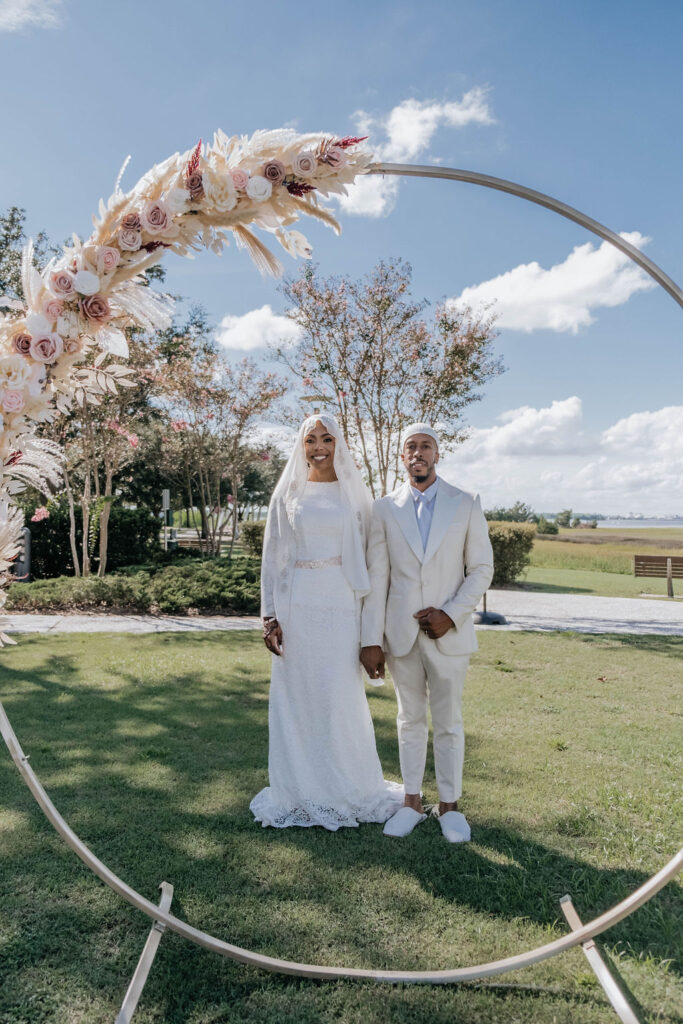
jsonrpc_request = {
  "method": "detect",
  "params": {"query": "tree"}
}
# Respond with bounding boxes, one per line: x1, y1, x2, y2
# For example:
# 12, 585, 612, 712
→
555, 509, 572, 528
278, 259, 503, 496
157, 317, 287, 556
0, 206, 56, 305
484, 501, 536, 523
537, 515, 559, 535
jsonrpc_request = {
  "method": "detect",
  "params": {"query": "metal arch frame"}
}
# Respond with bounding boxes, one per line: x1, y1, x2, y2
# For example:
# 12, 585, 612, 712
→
2, 703, 681, 984
368, 162, 683, 308
1, 162, 682, 991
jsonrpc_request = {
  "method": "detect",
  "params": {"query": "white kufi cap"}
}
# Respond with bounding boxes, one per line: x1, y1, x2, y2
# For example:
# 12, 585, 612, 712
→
401, 422, 440, 450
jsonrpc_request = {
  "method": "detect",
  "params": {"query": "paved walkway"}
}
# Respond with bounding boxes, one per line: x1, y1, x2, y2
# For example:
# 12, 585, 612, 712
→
2, 590, 682, 636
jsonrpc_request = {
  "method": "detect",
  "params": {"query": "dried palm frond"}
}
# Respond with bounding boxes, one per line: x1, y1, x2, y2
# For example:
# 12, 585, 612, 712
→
2, 436, 64, 496
108, 280, 174, 332
233, 226, 284, 277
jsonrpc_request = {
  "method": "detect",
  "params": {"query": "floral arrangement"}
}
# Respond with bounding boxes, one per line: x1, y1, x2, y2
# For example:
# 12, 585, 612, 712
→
0, 128, 371, 643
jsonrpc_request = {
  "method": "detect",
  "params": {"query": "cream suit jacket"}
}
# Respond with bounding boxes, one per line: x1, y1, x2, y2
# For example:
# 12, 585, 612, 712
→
361, 478, 494, 658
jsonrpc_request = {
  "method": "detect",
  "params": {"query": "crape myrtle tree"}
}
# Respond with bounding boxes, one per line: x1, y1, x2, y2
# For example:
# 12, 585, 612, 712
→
156, 313, 287, 557
278, 259, 503, 496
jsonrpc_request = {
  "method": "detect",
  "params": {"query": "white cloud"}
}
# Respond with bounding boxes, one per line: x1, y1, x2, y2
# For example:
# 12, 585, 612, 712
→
439, 398, 683, 514
0, 0, 63, 31
448, 232, 655, 333
338, 88, 494, 218
216, 304, 300, 352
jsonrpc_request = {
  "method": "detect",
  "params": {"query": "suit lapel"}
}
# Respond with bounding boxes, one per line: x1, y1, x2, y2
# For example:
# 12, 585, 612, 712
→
423, 482, 463, 565
388, 482, 424, 564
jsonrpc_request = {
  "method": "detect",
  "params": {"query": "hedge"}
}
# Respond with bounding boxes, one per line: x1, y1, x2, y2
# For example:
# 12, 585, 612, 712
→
6, 555, 260, 615
241, 520, 266, 556
18, 496, 161, 578
487, 521, 536, 586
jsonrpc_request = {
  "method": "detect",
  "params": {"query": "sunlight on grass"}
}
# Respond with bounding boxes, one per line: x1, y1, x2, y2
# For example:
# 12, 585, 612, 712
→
0, 630, 681, 1023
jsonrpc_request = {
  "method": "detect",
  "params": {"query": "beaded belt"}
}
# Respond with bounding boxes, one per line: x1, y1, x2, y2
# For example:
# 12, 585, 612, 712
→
294, 555, 343, 569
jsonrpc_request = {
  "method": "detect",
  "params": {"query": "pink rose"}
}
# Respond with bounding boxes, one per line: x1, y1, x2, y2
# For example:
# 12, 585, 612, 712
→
121, 212, 142, 230
186, 170, 204, 200
63, 337, 82, 355
262, 160, 286, 185
79, 294, 111, 324
12, 333, 32, 356
141, 198, 170, 235
30, 333, 64, 363
230, 169, 249, 190
96, 246, 121, 275
292, 150, 316, 176
1, 389, 25, 414
31, 506, 50, 523
43, 297, 64, 321
324, 146, 348, 169
50, 269, 76, 298
118, 227, 142, 251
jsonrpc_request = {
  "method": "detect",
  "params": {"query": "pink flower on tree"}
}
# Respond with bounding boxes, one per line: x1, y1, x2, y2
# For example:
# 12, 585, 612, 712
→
31, 506, 50, 522
128, 433, 139, 448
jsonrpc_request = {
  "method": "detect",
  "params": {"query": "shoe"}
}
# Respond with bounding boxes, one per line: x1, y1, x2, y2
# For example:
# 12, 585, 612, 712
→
383, 806, 427, 838
438, 810, 471, 843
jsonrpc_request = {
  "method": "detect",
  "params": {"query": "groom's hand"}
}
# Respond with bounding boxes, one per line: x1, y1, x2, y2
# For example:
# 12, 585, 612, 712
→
414, 607, 454, 639
360, 645, 385, 680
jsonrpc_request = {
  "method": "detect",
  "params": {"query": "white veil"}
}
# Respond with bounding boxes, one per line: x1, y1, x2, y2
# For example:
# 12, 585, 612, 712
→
261, 414, 372, 619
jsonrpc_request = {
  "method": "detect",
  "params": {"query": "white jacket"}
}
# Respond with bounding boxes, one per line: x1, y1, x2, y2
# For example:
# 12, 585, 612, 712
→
361, 479, 494, 657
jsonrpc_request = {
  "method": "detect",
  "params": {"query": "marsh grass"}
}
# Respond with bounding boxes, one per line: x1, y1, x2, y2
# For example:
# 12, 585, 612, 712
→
0, 631, 681, 1023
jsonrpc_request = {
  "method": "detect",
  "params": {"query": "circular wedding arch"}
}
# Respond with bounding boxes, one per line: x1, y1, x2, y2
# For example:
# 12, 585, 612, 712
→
1, 158, 681, 987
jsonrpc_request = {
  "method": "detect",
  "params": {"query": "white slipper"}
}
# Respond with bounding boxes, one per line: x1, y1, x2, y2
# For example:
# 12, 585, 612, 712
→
438, 810, 471, 843
383, 806, 427, 838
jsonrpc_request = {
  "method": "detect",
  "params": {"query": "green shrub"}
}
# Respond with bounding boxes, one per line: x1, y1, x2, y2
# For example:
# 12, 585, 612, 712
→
487, 521, 536, 586
5, 555, 260, 615
241, 520, 266, 556
537, 515, 559, 535
19, 496, 161, 578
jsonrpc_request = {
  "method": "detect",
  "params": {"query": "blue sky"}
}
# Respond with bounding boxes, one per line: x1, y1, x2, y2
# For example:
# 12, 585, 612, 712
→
1, 0, 681, 513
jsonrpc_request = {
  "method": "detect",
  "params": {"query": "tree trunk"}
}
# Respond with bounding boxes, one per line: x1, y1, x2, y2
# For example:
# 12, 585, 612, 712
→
98, 463, 113, 577
81, 471, 91, 577
227, 475, 240, 562
62, 466, 81, 577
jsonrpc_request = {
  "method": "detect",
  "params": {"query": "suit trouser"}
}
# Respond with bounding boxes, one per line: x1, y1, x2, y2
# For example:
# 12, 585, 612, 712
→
386, 632, 470, 804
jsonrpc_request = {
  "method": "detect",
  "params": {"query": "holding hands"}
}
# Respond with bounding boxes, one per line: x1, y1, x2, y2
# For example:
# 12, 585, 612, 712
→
360, 645, 385, 680
263, 617, 283, 656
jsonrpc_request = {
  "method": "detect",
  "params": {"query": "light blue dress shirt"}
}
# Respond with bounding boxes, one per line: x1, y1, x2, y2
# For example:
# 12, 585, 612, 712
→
410, 477, 439, 550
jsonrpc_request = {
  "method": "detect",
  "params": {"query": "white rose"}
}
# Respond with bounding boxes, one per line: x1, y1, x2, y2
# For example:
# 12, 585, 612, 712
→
74, 270, 100, 295
203, 169, 237, 212
165, 187, 190, 215
0, 354, 32, 388
246, 175, 273, 203
25, 312, 52, 336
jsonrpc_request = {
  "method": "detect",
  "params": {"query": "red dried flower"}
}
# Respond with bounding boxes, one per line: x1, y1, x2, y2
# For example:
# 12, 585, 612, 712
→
332, 136, 368, 149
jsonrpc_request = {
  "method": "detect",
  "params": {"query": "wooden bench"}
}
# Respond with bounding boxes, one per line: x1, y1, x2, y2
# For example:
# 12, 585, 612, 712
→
633, 554, 683, 598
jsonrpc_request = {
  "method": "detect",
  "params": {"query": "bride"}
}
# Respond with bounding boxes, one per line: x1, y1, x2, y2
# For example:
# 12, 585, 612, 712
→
250, 414, 403, 830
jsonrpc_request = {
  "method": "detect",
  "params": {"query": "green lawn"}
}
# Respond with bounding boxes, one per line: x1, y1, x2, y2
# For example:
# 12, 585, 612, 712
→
0, 631, 681, 1023
521, 527, 683, 598
517, 566, 677, 599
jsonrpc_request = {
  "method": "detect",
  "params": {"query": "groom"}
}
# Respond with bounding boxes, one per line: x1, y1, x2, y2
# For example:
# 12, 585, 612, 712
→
360, 424, 493, 842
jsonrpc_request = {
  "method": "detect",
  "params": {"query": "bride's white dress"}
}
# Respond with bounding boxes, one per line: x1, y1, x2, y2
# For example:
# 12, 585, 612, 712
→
250, 480, 403, 830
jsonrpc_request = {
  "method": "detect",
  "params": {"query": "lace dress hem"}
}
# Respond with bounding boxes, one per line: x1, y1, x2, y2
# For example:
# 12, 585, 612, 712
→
250, 782, 404, 831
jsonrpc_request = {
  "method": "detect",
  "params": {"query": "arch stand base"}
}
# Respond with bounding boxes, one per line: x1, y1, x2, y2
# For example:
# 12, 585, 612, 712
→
560, 896, 640, 1024
115, 881, 174, 1024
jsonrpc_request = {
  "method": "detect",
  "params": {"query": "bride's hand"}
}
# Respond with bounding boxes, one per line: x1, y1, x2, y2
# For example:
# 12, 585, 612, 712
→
263, 618, 283, 656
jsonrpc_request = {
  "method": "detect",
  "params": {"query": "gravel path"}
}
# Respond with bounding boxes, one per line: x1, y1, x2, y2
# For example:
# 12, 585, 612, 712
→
2, 590, 682, 637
